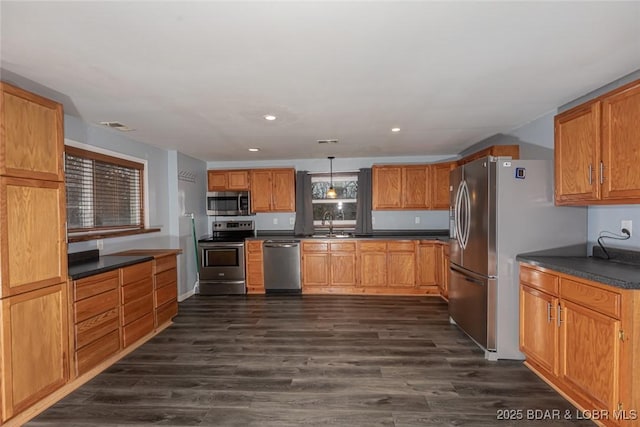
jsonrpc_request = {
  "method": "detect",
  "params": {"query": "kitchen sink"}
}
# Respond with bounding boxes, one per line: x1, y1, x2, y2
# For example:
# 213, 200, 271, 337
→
311, 233, 354, 239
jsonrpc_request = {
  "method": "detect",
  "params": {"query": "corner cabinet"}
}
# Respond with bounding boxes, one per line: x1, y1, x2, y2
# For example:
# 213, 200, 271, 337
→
519, 263, 640, 426
250, 168, 295, 213
555, 79, 640, 205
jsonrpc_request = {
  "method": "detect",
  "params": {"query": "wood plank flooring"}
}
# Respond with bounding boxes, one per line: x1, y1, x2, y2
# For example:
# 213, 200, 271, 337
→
28, 295, 593, 426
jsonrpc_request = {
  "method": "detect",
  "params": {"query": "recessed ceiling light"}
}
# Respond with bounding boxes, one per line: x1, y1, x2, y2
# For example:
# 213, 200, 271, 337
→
317, 139, 339, 144
248, 148, 260, 152
263, 114, 277, 121
391, 127, 401, 132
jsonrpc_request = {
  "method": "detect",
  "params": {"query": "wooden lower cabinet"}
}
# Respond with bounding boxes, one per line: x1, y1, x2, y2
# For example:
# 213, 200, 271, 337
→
302, 241, 358, 293
519, 263, 640, 426
416, 242, 440, 294
0, 283, 69, 421
245, 241, 265, 294
120, 262, 154, 348
387, 242, 416, 288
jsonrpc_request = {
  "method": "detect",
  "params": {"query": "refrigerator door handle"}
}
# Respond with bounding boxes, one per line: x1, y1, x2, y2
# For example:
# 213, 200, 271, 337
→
454, 181, 465, 248
461, 180, 471, 249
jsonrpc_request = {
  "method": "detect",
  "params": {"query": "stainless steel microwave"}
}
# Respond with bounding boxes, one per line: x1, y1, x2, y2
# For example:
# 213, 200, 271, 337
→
206, 191, 251, 216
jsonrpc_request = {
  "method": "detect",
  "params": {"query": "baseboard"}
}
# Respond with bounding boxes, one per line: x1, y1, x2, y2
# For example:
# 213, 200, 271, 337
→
178, 288, 195, 302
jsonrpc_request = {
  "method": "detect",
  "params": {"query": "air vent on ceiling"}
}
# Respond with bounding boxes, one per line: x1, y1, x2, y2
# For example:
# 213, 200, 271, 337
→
317, 139, 339, 144
100, 121, 134, 131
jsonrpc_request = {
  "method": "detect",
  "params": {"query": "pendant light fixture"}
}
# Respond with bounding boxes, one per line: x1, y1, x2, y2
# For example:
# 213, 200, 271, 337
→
326, 156, 337, 199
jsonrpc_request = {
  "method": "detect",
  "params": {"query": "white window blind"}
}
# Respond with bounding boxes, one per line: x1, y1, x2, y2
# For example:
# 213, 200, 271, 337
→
65, 146, 144, 231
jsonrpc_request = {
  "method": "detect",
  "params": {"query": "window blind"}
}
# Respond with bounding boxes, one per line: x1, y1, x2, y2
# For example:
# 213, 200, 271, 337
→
65, 146, 144, 232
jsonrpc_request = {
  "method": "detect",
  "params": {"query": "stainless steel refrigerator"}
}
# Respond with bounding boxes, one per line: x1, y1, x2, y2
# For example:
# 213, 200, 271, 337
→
449, 157, 586, 360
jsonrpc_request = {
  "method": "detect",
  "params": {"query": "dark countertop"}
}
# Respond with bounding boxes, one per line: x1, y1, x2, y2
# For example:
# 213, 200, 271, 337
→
68, 255, 154, 280
250, 229, 450, 242
517, 246, 640, 290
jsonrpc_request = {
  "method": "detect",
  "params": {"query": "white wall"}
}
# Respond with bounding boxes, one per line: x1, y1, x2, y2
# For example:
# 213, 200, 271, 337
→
207, 155, 454, 231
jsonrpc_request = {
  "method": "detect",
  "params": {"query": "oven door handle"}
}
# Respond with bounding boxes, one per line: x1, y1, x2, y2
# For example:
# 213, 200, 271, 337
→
200, 242, 245, 248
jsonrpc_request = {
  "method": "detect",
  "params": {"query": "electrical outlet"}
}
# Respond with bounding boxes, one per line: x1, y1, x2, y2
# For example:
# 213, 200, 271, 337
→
273, 218, 279, 225
414, 216, 420, 224
96, 239, 103, 250
372, 216, 376, 225
289, 216, 295, 225
621, 220, 632, 237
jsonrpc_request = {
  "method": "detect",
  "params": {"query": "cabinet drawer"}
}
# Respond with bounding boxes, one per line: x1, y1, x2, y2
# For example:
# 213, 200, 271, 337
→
74, 270, 119, 301
156, 300, 178, 326
302, 241, 329, 252
122, 313, 154, 348
388, 241, 415, 251
155, 283, 177, 307
155, 255, 176, 273
560, 278, 621, 319
121, 261, 152, 286
121, 276, 153, 304
155, 268, 177, 289
122, 294, 154, 326
75, 308, 119, 350
520, 265, 559, 295
74, 289, 119, 324
329, 241, 356, 252
358, 241, 387, 252
76, 329, 120, 375
246, 240, 263, 253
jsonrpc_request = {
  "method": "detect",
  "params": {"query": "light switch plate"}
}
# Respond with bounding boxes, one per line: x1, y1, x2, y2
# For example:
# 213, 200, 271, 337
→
289, 216, 295, 225
273, 218, 278, 225
414, 216, 420, 224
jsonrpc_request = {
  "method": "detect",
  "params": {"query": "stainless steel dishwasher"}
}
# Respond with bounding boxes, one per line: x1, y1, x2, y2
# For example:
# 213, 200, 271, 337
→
262, 240, 302, 294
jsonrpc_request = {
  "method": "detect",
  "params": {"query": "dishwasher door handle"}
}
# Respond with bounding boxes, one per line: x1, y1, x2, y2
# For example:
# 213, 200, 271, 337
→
264, 243, 299, 248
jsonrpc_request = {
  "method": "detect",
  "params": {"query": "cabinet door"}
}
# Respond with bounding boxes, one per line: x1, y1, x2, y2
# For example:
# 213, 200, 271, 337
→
388, 251, 415, 288
601, 81, 640, 201
302, 253, 330, 288
360, 252, 387, 287
372, 166, 402, 210
432, 162, 454, 210
416, 243, 438, 287
207, 170, 227, 191
559, 300, 619, 413
0, 83, 64, 181
271, 169, 295, 212
0, 177, 67, 297
402, 166, 430, 209
554, 101, 601, 204
519, 285, 558, 376
1, 283, 68, 419
227, 170, 250, 191
330, 252, 357, 286
250, 170, 273, 212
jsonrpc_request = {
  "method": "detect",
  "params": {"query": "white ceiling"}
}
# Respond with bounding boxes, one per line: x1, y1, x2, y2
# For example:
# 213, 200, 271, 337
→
2, 1, 639, 161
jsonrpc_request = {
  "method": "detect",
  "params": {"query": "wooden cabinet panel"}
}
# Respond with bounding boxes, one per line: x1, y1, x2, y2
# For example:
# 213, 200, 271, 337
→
417, 243, 438, 287
208, 170, 250, 191
520, 265, 559, 295
330, 253, 357, 286
457, 145, 520, 166
271, 169, 295, 212
402, 166, 430, 209
155, 255, 177, 273
388, 252, 415, 287
554, 101, 600, 204
559, 300, 620, 412
601, 81, 640, 201
1, 177, 67, 297
519, 285, 558, 376
387, 241, 415, 251
121, 261, 153, 286
75, 308, 119, 350
74, 270, 119, 301
560, 278, 620, 319
245, 240, 264, 294
329, 241, 356, 252
0, 82, 64, 182
122, 294, 154, 326
227, 170, 250, 190
250, 170, 274, 212
302, 253, 330, 287
207, 170, 227, 191
155, 283, 177, 307
155, 268, 176, 289
372, 166, 402, 209
1, 283, 68, 418
75, 330, 119, 376
432, 162, 454, 210
360, 252, 387, 287
156, 300, 178, 327
122, 313, 154, 348
121, 278, 154, 304
74, 289, 119, 324
358, 241, 387, 252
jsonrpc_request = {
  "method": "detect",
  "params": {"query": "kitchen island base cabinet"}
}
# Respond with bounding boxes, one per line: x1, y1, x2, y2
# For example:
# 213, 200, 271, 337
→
0, 283, 69, 421
519, 263, 640, 426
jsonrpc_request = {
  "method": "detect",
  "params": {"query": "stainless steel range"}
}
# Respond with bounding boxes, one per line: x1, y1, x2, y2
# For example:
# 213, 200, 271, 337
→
198, 220, 255, 295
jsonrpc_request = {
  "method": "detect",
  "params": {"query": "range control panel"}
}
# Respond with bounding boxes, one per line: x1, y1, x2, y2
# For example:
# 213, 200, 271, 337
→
212, 220, 255, 231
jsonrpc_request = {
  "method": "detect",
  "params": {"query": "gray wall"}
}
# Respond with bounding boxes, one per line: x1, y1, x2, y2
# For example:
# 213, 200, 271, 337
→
206, 155, 456, 232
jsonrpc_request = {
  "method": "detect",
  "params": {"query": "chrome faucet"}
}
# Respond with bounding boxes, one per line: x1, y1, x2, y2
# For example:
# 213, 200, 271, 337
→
322, 210, 334, 235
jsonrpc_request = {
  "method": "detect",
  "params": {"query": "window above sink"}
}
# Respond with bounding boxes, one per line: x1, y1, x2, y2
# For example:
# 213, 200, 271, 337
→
311, 172, 358, 230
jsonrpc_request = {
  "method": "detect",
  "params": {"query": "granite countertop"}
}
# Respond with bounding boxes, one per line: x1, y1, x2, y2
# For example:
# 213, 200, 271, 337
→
517, 246, 640, 290
249, 229, 450, 242
68, 255, 154, 280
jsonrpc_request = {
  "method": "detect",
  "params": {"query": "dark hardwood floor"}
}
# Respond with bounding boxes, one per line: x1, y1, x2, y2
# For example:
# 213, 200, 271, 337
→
29, 295, 593, 426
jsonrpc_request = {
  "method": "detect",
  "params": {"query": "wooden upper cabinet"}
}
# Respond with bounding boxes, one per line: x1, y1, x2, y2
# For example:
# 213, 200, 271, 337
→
554, 101, 601, 204
0, 177, 67, 298
432, 162, 455, 210
457, 145, 520, 166
601, 81, 640, 201
372, 166, 402, 209
207, 170, 250, 191
249, 168, 295, 213
0, 83, 64, 182
402, 166, 430, 209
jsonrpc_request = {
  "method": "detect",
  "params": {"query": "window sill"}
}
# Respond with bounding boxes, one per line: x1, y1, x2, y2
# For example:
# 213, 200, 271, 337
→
68, 228, 161, 243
